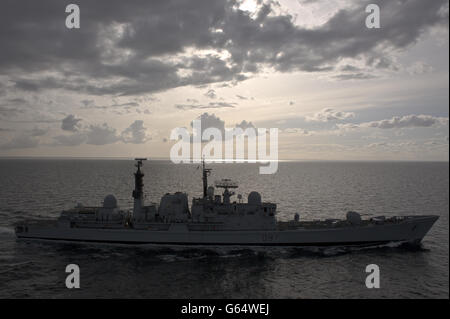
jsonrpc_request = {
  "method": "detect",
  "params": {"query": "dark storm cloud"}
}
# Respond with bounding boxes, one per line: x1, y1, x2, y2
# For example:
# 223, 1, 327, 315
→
13, 80, 41, 92
61, 114, 82, 131
0, 0, 447, 96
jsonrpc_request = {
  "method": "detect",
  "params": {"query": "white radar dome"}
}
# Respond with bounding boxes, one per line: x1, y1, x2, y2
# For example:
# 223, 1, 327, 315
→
103, 194, 118, 209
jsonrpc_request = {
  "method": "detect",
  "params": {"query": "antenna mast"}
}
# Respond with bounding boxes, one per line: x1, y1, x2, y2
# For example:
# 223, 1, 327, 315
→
202, 157, 212, 198
132, 158, 147, 220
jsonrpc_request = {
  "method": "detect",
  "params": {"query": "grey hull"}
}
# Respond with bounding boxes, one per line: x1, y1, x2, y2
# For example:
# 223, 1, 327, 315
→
16, 215, 438, 246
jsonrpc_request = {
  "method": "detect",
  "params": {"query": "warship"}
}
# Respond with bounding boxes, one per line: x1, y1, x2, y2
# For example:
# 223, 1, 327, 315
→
15, 159, 438, 246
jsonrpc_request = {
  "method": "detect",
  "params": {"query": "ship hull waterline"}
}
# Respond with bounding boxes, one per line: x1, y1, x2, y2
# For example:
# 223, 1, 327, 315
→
15, 215, 439, 247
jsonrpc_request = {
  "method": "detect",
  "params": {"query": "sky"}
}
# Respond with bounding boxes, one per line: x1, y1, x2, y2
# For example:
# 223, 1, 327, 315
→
0, 0, 448, 161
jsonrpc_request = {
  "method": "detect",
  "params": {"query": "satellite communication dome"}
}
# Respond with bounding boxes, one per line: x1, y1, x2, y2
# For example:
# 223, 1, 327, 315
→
248, 192, 262, 205
103, 194, 118, 209
346, 211, 361, 224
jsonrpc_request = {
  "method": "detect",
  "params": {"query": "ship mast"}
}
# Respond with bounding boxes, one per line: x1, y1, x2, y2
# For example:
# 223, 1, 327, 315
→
133, 158, 147, 220
202, 157, 212, 198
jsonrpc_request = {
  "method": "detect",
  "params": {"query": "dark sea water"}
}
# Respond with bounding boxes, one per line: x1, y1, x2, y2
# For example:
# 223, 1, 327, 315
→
0, 159, 448, 298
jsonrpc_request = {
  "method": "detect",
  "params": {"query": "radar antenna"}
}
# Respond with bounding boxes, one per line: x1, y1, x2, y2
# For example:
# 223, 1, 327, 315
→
215, 178, 238, 205
214, 178, 238, 189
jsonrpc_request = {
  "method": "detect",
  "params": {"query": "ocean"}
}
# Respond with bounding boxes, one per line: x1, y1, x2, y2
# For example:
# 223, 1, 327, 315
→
0, 159, 448, 298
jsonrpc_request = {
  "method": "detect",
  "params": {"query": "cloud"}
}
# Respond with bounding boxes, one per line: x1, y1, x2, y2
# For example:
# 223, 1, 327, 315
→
283, 128, 311, 136
29, 127, 49, 136
204, 89, 217, 99
191, 112, 225, 134
53, 133, 87, 146
406, 61, 434, 75
0, 98, 27, 105
306, 108, 355, 122
187, 112, 260, 143
332, 73, 377, 80
340, 65, 362, 72
0, 134, 39, 150
85, 123, 120, 145
53, 120, 152, 146
61, 114, 82, 132
121, 120, 150, 144
175, 101, 237, 110
0, 98, 29, 119
0, 106, 24, 118
80, 100, 140, 110
366, 142, 388, 148
365, 114, 448, 129
235, 120, 255, 130
336, 114, 449, 132
1, 0, 446, 96
81, 99, 95, 107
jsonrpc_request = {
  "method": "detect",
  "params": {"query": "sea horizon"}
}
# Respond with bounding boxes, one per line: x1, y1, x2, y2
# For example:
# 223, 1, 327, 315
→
0, 156, 448, 163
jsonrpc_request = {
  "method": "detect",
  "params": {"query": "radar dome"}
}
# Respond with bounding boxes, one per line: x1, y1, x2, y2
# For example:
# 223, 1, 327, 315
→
248, 192, 261, 205
103, 194, 118, 209
346, 211, 361, 225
